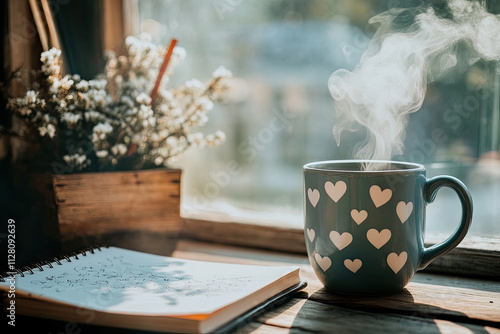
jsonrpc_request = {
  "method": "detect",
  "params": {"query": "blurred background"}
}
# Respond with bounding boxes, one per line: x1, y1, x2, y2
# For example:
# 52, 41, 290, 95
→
1, 0, 499, 241
134, 0, 500, 238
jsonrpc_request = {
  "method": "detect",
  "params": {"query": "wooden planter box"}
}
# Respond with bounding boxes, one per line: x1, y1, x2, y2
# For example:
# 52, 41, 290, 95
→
32, 168, 183, 255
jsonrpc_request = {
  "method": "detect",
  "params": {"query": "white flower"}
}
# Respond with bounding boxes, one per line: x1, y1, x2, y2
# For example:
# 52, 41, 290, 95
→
38, 126, 47, 137
212, 66, 233, 78
205, 130, 226, 147
62, 112, 82, 126
188, 132, 205, 147
94, 122, 113, 133
10, 39, 231, 171
154, 156, 164, 165
159, 129, 170, 139
76, 81, 89, 92
111, 144, 128, 156
61, 76, 74, 90
47, 124, 56, 138
136, 92, 151, 105
115, 75, 123, 84
170, 108, 183, 117
166, 136, 177, 146
196, 97, 214, 111
38, 124, 56, 138
40, 48, 61, 63
214, 130, 226, 142
158, 147, 169, 157
92, 122, 113, 142
50, 79, 61, 94
159, 89, 173, 101
84, 111, 101, 122
184, 79, 204, 94
25, 90, 37, 104
89, 79, 107, 90
173, 46, 186, 61
63, 153, 88, 168
138, 105, 153, 119
96, 150, 109, 158
38, 124, 55, 138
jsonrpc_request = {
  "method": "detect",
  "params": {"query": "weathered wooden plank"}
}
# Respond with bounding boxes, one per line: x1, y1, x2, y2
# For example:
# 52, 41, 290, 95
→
237, 323, 297, 334
48, 169, 183, 239
57, 202, 180, 223
173, 240, 500, 326
52, 169, 180, 205
181, 219, 500, 279
235, 297, 496, 334
181, 219, 307, 254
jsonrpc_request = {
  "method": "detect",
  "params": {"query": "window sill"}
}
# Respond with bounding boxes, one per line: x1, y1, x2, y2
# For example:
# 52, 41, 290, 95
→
171, 239, 500, 333
180, 213, 500, 280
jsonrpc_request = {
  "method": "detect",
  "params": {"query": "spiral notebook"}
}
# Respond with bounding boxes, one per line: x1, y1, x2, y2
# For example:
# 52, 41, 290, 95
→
0, 246, 305, 333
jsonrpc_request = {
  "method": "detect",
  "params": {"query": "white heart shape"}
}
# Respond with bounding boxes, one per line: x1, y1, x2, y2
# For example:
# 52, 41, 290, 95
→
324, 181, 347, 203
307, 228, 315, 243
314, 253, 332, 272
329, 231, 353, 251
396, 201, 413, 223
351, 209, 368, 225
366, 228, 391, 249
344, 259, 362, 273
370, 185, 392, 208
308, 188, 320, 207
387, 251, 408, 274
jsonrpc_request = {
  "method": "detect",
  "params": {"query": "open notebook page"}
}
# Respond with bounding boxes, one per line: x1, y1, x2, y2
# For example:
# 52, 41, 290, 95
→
0, 246, 300, 316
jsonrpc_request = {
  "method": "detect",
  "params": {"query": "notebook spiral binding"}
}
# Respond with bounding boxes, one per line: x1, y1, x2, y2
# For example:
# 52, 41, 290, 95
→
0, 244, 107, 282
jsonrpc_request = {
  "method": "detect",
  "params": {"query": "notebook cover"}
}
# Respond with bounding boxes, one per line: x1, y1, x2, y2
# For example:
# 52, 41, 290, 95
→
212, 280, 308, 333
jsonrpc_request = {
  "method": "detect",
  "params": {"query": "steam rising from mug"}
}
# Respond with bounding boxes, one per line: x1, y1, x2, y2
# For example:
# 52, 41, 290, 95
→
329, 0, 500, 170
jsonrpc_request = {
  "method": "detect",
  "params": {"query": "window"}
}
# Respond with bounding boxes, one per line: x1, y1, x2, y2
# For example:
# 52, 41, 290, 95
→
135, 0, 500, 239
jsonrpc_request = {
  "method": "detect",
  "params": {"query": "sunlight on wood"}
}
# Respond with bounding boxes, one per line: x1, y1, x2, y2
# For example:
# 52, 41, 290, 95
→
434, 320, 476, 334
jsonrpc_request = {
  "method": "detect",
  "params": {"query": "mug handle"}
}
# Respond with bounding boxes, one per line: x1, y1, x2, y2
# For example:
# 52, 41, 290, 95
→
418, 175, 473, 270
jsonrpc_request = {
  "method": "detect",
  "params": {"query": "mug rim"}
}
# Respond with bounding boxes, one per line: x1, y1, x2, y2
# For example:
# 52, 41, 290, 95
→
303, 160, 425, 174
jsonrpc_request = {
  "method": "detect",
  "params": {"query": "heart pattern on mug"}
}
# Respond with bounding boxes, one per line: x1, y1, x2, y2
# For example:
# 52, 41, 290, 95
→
307, 228, 315, 243
325, 181, 347, 203
366, 228, 392, 249
329, 231, 353, 251
396, 201, 413, 223
370, 185, 392, 208
387, 251, 408, 274
306, 181, 414, 276
351, 209, 368, 225
315, 253, 332, 272
308, 188, 320, 208
344, 259, 362, 273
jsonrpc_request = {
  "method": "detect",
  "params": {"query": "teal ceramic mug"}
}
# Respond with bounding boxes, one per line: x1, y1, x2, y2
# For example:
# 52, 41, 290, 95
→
303, 160, 472, 295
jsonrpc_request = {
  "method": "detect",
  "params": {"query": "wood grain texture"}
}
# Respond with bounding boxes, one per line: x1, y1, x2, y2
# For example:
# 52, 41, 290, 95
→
181, 219, 500, 280
49, 168, 182, 240
173, 240, 500, 334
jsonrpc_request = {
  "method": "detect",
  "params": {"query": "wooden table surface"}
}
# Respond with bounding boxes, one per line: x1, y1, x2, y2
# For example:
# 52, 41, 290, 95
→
172, 240, 500, 334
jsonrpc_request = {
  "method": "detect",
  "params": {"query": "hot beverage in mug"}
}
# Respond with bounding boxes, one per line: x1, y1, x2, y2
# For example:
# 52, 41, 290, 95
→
303, 160, 472, 295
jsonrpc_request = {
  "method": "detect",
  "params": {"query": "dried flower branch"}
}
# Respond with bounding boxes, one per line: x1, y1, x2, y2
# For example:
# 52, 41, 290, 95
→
2, 34, 232, 173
